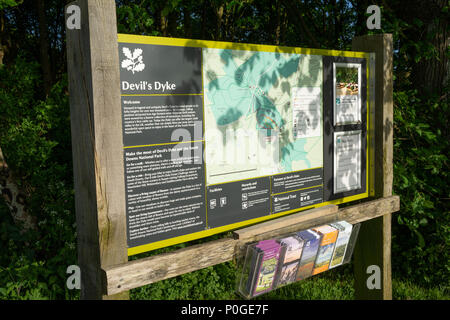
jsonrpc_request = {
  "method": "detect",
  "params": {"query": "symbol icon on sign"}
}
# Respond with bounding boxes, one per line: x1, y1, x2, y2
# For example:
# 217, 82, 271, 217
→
121, 47, 145, 74
242, 202, 248, 210
242, 193, 248, 201
210, 199, 217, 209
220, 197, 227, 207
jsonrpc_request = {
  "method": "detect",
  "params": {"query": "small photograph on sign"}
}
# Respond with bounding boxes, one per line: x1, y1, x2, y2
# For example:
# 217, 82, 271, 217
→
333, 63, 361, 125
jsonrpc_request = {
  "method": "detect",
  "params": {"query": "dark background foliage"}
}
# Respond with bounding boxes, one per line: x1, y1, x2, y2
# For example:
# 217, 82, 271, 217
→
0, 0, 448, 299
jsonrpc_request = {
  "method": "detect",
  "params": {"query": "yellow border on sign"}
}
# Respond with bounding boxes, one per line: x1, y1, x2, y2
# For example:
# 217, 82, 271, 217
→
367, 55, 375, 197
118, 34, 367, 59
122, 93, 203, 96
118, 34, 372, 256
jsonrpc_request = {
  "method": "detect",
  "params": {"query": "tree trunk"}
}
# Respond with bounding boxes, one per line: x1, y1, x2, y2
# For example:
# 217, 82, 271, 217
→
201, 1, 207, 39
275, 0, 281, 45
183, 5, 192, 38
216, 4, 224, 40
0, 146, 36, 230
352, 0, 369, 37
413, 3, 449, 96
280, 8, 287, 44
0, 12, 4, 65
281, 0, 320, 48
37, 0, 52, 96
331, 0, 338, 47
390, 0, 449, 96
160, 12, 168, 36
167, 10, 178, 37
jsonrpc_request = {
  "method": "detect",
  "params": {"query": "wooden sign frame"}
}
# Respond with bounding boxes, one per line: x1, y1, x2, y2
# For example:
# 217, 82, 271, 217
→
66, 0, 397, 300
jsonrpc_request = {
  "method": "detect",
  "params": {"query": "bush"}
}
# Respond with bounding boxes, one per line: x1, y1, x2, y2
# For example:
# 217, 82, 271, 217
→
0, 57, 78, 300
392, 89, 450, 287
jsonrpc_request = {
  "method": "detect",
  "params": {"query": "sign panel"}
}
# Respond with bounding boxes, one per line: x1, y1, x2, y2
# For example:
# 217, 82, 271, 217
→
292, 87, 322, 139
334, 130, 362, 193
118, 35, 371, 255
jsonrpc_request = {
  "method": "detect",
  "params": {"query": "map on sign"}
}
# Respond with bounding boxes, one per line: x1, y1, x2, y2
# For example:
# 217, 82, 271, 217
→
203, 48, 323, 185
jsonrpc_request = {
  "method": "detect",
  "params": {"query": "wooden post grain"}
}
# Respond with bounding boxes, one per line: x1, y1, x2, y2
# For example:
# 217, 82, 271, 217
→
65, 0, 128, 299
352, 34, 394, 300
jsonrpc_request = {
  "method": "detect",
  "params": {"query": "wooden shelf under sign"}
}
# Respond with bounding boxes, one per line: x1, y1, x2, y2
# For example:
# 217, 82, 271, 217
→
102, 195, 399, 295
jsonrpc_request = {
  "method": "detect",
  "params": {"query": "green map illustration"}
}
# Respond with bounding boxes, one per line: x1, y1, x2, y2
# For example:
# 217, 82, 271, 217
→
203, 48, 323, 185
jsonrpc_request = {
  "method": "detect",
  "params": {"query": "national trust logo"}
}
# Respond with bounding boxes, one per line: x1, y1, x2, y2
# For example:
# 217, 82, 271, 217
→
121, 47, 145, 74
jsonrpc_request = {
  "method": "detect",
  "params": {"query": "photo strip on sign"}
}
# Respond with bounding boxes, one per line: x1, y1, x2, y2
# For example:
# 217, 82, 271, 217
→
117, 35, 371, 255
322, 56, 367, 202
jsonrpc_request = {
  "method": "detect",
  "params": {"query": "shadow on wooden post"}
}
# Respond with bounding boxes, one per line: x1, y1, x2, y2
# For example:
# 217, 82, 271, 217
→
351, 34, 394, 300
65, 0, 129, 300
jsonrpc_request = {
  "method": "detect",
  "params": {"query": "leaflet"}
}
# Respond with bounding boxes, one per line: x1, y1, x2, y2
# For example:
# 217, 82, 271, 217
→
334, 130, 361, 193
292, 87, 322, 139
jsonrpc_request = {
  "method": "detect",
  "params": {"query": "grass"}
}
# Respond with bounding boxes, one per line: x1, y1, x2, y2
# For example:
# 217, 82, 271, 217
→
130, 262, 450, 300
392, 279, 449, 300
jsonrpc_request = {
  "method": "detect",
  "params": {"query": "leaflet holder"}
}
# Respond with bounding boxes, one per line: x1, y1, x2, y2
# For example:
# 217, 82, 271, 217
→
236, 220, 361, 299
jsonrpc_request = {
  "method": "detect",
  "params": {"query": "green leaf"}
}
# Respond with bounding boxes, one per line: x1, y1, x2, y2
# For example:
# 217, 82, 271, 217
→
413, 230, 426, 248
0, 0, 21, 10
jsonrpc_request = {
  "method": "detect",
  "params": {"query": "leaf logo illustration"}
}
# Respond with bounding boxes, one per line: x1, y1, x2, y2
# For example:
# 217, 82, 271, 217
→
121, 47, 145, 74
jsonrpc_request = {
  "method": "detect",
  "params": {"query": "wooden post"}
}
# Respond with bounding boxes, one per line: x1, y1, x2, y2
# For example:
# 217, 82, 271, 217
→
65, 0, 128, 299
351, 34, 394, 300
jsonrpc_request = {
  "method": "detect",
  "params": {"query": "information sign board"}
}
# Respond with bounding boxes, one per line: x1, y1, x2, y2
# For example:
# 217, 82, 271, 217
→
117, 35, 371, 255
